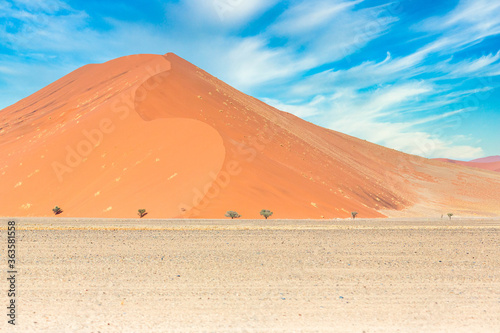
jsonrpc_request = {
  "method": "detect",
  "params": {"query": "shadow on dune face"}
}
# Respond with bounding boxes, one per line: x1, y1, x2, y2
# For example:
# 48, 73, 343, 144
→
133, 61, 216, 122
134, 71, 176, 121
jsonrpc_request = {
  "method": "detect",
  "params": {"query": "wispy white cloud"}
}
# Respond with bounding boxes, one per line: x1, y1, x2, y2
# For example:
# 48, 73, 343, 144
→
418, 0, 500, 53
410, 109, 465, 126
210, 0, 279, 24
423, 0, 500, 33
444, 87, 494, 98
262, 95, 325, 118
0, 65, 18, 74
330, 116, 484, 160
164, 0, 281, 29
268, 0, 398, 65
10, 0, 69, 13
362, 82, 432, 115
447, 51, 500, 77
0, 1, 90, 52
220, 37, 314, 89
269, 0, 363, 35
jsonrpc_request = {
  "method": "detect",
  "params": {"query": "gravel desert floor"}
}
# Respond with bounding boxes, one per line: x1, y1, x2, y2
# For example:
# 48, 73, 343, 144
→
1, 217, 499, 332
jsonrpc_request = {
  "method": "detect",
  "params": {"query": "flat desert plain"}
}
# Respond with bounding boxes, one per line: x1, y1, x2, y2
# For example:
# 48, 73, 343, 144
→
1, 217, 499, 332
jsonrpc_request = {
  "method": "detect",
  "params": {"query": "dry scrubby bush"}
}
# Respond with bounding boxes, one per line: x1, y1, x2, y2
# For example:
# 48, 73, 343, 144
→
351, 212, 358, 219
260, 209, 273, 219
52, 206, 63, 215
138, 209, 147, 218
225, 211, 241, 219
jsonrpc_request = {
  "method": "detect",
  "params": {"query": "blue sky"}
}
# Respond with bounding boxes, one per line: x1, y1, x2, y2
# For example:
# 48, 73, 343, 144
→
1, 0, 499, 159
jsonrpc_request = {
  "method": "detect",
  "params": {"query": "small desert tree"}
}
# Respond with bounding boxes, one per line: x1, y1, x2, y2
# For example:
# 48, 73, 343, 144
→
225, 211, 241, 219
447, 213, 453, 220
351, 212, 358, 219
260, 209, 273, 219
52, 206, 63, 215
138, 209, 147, 218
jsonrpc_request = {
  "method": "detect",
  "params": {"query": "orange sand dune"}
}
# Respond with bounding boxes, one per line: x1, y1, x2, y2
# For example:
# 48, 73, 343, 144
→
1, 53, 500, 218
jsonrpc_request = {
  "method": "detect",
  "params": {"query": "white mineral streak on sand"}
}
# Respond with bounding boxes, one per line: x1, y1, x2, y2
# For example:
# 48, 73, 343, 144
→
0, 217, 499, 332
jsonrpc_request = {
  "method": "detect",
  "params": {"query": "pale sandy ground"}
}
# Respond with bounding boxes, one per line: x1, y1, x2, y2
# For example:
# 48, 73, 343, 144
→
1, 217, 499, 332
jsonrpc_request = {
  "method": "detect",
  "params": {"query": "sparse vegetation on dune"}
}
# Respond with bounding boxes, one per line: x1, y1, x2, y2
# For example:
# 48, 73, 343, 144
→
52, 206, 63, 215
351, 212, 358, 219
260, 209, 273, 219
448, 213, 453, 220
138, 209, 147, 218
225, 211, 241, 219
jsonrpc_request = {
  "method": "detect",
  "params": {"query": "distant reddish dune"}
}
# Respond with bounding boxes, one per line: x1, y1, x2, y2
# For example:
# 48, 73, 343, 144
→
470, 156, 500, 163
1, 53, 499, 218
434, 158, 500, 173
